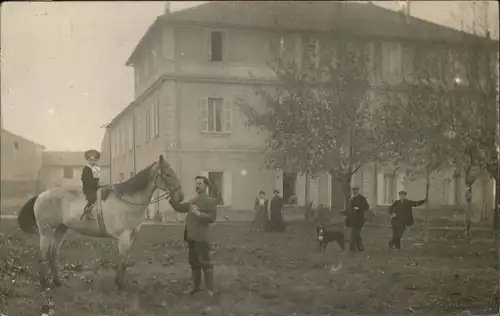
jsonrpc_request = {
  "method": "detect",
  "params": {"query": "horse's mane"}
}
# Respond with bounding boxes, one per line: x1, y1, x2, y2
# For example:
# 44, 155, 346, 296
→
114, 163, 154, 196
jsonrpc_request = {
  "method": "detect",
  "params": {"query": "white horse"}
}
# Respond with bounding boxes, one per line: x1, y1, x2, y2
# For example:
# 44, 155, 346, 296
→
17, 155, 184, 290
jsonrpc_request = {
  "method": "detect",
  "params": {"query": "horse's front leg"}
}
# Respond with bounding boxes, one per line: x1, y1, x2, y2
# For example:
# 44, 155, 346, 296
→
114, 229, 136, 290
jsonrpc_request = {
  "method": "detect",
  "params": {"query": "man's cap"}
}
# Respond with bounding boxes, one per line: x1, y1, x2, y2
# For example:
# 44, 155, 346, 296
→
398, 190, 407, 195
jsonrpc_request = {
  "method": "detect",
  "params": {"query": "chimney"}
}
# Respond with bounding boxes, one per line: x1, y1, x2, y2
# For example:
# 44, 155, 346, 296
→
399, 0, 411, 24
164, 1, 171, 15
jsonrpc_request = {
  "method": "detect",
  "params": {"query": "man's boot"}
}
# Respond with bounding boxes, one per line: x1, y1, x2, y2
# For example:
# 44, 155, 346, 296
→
203, 267, 215, 297
357, 238, 364, 251
184, 268, 202, 295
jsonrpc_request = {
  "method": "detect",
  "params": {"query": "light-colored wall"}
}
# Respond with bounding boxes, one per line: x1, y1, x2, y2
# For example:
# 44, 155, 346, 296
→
177, 151, 275, 211
1, 130, 44, 182
41, 165, 111, 189
41, 166, 83, 189
178, 82, 266, 150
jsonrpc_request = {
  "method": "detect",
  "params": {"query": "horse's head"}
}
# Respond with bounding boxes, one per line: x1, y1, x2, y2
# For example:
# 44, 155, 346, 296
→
153, 155, 184, 204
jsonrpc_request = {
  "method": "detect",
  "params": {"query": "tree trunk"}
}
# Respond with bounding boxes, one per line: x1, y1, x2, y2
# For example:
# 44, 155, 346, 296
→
464, 183, 473, 240
495, 177, 500, 312
464, 164, 478, 240
342, 177, 352, 212
424, 169, 431, 244
305, 172, 310, 205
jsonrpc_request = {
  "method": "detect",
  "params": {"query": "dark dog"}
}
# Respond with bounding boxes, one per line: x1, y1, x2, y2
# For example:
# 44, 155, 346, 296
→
316, 225, 345, 252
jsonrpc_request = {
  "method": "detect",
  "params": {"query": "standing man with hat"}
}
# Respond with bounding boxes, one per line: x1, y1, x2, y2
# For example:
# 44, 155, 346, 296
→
346, 186, 370, 252
169, 175, 218, 296
81, 149, 101, 220
388, 190, 427, 250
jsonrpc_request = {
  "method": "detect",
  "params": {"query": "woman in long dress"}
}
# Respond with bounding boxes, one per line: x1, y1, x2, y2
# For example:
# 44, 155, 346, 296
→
253, 190, 269, 232
269, 189, 286, 232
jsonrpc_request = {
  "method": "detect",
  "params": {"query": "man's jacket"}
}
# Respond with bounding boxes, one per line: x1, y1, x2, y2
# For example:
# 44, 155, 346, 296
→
389, 199, 425, 227
170, 192, 217, 242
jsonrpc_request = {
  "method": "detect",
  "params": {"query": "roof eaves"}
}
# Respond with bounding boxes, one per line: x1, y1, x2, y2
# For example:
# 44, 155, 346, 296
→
125, 17, 163, 67
125, 3, 213, 67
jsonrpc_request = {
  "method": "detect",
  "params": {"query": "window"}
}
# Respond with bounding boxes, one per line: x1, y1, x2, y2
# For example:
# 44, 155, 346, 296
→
200, 97, 233, 133
383, 173, 397, 204
208, 171, 224, 206
63, 167, 73, 179
381, 42, 402, 78
209, 31, 224, 62
13, 141, 19, 150
153, 101, 160, 138
145, 108, 151, 142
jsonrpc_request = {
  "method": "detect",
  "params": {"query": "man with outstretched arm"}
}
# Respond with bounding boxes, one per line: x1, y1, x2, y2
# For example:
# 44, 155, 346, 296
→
169, 176, 218, 296
388, 190, 427, 250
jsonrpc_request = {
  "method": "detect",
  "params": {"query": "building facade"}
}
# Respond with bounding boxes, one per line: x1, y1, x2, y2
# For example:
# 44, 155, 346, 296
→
1, 129, 45, 214
102, 2, 495, 216
41, 151, 110, 190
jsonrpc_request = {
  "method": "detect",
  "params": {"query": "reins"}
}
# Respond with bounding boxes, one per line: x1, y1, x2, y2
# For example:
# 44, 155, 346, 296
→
113, 190, 171, 207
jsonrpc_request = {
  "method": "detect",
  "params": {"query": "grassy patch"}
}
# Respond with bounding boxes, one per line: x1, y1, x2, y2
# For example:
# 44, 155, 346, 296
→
0, 219, 497, 315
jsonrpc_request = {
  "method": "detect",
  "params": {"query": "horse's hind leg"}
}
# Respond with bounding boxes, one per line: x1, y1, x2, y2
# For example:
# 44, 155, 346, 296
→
39, 235, 52, 289
49, 224, 68, 287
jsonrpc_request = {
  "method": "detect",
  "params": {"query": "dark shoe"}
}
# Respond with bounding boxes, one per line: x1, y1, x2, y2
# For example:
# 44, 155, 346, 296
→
203, 268, 215, 297
184, 268, 202, 295
357, 240, 364, 251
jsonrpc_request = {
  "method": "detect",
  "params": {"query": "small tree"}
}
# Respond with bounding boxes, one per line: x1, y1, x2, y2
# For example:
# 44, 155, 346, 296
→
381, 85, 454, 243
238, 35, 393, 210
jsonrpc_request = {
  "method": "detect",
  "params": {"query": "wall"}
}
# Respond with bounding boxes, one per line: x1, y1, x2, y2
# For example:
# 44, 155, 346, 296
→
1, 130, 44, 182
41, 166, 83, 189
178, 82, 266, 151
177, 151, 275, 211
1, 130, 44, 214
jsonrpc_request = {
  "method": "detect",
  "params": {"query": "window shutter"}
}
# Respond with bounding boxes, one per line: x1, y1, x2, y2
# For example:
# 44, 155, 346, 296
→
223, 97, 233, 132
223, 171, 232, 207
376, 171, 384, 205
150, 105, 155, 139
154, 101, 160, 137
207, 30, 212, 62
200, 98, 209, 132
222, 32, 227, 61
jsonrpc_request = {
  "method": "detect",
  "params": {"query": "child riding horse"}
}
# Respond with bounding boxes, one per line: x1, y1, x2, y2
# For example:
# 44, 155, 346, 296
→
81, 149, 100, 220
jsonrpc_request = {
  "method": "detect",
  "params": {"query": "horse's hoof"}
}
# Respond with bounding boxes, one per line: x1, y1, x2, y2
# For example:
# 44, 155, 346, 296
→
52, 279, 63, 288
114, 279, 125, 291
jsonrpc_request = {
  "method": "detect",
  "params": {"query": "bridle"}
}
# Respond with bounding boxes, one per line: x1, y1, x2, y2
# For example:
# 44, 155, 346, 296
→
114, 162, 182, 207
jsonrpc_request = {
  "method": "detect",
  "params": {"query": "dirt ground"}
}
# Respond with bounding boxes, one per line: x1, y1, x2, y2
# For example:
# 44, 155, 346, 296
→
0, 219, 497, 316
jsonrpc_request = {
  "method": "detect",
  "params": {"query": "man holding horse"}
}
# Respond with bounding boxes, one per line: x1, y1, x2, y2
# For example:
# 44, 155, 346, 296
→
170, 175, 218, 297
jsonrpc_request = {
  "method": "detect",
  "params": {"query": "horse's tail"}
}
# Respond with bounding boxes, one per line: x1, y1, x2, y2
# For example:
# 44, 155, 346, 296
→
18, 195, 39, 234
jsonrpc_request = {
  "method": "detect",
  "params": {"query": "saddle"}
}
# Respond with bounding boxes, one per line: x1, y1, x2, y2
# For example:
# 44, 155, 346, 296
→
100, 185, 114, 201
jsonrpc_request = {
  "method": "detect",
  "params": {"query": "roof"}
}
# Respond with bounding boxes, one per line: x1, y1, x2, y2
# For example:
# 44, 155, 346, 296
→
1, 129, 45, 148
42, 151, 108, 167
126, 1, 488, 66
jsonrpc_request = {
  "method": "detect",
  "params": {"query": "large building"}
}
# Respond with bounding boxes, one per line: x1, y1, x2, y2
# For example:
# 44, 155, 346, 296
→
102, 2, 494, 217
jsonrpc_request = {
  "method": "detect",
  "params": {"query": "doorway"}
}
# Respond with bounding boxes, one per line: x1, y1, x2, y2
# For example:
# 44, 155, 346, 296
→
283, 172, 297, 204
208, 171, 224, 205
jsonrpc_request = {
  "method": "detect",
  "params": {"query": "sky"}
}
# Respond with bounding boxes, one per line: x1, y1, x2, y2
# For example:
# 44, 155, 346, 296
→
1, 1, 498, 151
